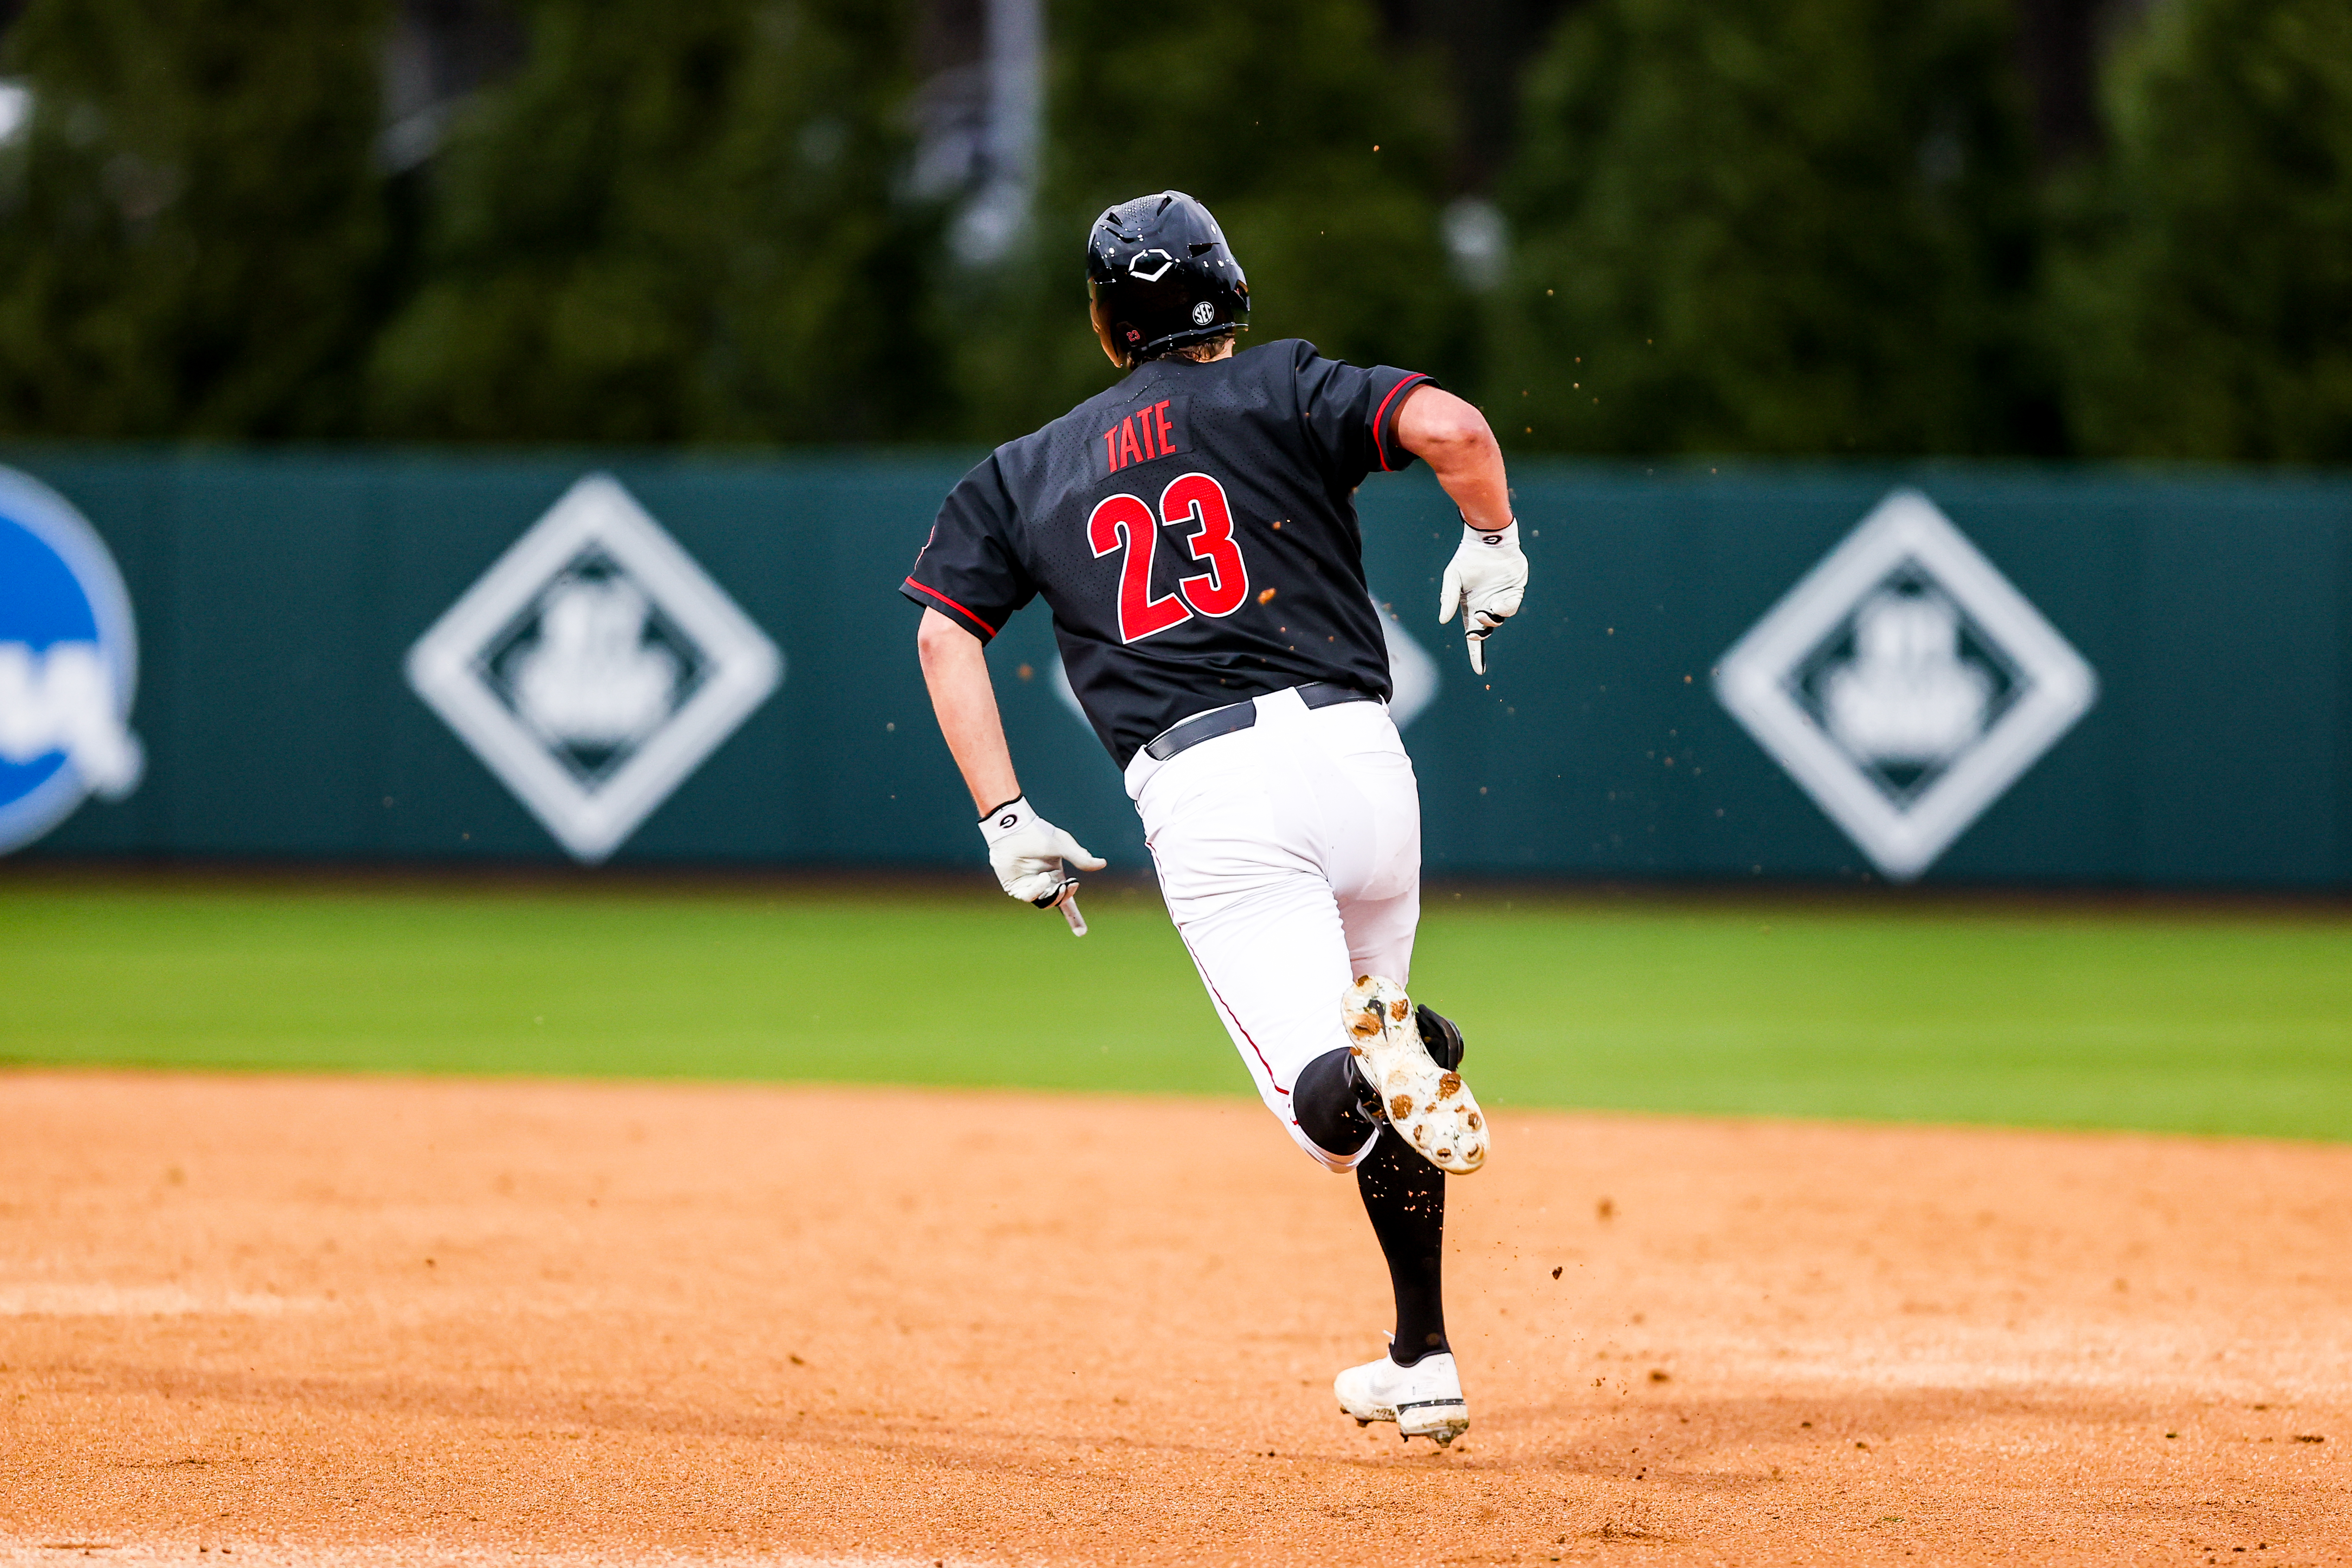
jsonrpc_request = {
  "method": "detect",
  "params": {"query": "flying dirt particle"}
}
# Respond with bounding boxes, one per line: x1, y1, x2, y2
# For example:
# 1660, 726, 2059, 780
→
2294, 1433, 2325, 1443
1016, 664, 1034, 681
1650, 1369, 1670, 1383
1257, 588, 1277, 604
1597, 1197, 1615, 1221
2166, 1431, 2179, 1439
789, 1355, 805, 1366
1552, 1266, 1563, 1279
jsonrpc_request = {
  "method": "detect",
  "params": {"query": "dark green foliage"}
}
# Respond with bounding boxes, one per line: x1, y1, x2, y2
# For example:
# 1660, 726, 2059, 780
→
0, 0, 1459, 448
942, 0, 1468, 443
1493, 0, 2055, 456
0, 0, 2344, 459
370, 0, 938, 443
0, 0, 392, 438
2049, 0, 2352, 461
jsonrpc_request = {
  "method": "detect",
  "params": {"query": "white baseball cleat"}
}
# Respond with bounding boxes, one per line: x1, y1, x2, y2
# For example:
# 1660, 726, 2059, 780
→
1343, 975, 1488, 1174
1335, 1350, 1471, 1446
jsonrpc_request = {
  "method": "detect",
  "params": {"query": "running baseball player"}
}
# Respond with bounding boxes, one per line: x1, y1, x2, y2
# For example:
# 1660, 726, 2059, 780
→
904, 191, 1529, 1447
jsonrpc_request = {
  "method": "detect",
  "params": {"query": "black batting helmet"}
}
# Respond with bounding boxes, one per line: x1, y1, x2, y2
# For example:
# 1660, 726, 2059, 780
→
1085, 191, 1250, 362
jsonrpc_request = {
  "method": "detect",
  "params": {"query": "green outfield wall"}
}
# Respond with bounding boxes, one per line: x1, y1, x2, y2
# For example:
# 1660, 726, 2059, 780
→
4, 448, 2346, 887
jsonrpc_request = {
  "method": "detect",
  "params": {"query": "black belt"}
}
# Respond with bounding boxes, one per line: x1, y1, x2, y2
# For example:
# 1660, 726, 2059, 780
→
1142, 682, 1378, 762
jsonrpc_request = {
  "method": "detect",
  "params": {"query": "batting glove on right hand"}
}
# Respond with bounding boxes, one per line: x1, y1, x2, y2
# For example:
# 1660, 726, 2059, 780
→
979, 796, 1105, 910
1437, 520, 1529, 675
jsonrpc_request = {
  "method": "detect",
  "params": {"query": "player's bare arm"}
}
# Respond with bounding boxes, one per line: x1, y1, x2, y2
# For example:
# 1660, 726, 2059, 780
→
1400, 384, 1530, 675
915, 606, 1020, 815
1398, 385, 1509, 530
914, 605, 1102, 924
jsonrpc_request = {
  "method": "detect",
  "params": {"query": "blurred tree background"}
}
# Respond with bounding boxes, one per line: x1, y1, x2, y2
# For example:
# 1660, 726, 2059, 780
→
0, 0, 391, 438
2044, 0, 2352, 460
1493, 0, 2055, 456
368, 0, 938, 443
0, 0, 2341, 460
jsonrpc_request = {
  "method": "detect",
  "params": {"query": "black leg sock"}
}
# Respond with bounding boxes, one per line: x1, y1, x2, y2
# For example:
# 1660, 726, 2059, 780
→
1357, 1123, 1448, 1365
1295, 1045, 1452, 1365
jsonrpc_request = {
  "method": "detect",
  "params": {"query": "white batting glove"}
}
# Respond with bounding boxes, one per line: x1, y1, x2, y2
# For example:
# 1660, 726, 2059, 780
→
1437, 520, 1529, 675
979, 796, 1106, 909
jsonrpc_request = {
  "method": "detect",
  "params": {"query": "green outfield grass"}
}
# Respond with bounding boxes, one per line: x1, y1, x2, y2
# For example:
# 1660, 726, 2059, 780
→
3, 877, 2349, 1141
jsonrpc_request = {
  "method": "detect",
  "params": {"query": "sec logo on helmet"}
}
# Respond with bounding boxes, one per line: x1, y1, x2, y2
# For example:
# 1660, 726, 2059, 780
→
0, 466, 143, 854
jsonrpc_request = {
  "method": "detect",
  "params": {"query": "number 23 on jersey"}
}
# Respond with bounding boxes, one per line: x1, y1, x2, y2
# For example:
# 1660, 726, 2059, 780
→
1087, 472, 1251, 644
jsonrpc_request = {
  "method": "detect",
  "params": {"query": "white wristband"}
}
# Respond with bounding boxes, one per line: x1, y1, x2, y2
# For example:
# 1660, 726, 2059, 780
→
1462, 518, 1519, 549
978, 795, 1035, 843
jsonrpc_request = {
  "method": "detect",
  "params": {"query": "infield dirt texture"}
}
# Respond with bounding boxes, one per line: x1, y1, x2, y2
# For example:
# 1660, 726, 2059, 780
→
3, 880, 2350, 1565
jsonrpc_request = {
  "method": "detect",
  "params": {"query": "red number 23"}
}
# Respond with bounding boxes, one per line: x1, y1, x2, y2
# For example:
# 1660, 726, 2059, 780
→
1086, 472, 1252, 644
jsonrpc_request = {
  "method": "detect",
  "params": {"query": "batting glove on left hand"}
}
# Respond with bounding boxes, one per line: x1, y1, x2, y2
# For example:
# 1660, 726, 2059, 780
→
1437, 520, 1529, 675
979, 795, 1105, 909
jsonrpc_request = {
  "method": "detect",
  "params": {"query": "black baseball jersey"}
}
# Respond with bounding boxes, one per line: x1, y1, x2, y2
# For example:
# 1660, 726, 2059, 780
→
902, 339, 1430, 768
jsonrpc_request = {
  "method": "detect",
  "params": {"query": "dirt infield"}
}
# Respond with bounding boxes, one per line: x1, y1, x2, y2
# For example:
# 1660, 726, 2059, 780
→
2, 1073, 2347, 1567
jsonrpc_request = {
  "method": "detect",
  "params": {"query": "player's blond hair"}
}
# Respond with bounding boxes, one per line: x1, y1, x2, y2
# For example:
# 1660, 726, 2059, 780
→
1160, 334, 1236, 364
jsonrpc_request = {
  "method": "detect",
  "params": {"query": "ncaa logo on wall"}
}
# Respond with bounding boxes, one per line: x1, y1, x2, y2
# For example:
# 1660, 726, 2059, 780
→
0, 467, 143, 854
1715, 490, 2096, 881
407, 474, 781, 863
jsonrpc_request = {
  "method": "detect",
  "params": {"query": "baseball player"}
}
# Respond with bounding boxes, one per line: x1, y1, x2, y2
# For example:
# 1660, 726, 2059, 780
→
904, 191, 1529, 1447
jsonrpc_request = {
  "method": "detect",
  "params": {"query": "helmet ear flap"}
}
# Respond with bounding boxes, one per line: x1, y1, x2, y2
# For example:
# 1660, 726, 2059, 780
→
1087, 286, 1137, 369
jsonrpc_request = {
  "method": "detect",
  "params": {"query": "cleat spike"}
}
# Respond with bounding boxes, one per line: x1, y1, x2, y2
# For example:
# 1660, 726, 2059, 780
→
1340, 976, 1486, 1174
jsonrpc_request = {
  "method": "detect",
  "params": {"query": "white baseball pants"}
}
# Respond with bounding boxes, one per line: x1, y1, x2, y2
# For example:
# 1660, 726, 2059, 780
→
1125, 685, 1422, 1171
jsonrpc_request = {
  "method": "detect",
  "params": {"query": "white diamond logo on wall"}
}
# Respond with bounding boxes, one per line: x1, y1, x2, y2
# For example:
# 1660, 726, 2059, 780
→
405, 474, 782, 863
1714, 489, 2096, 881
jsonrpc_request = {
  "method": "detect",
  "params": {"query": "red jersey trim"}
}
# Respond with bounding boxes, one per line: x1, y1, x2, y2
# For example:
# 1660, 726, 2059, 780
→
1371, 373, 1432, 473
1175, 924, 1287, 1094
903, 577, 999, 638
